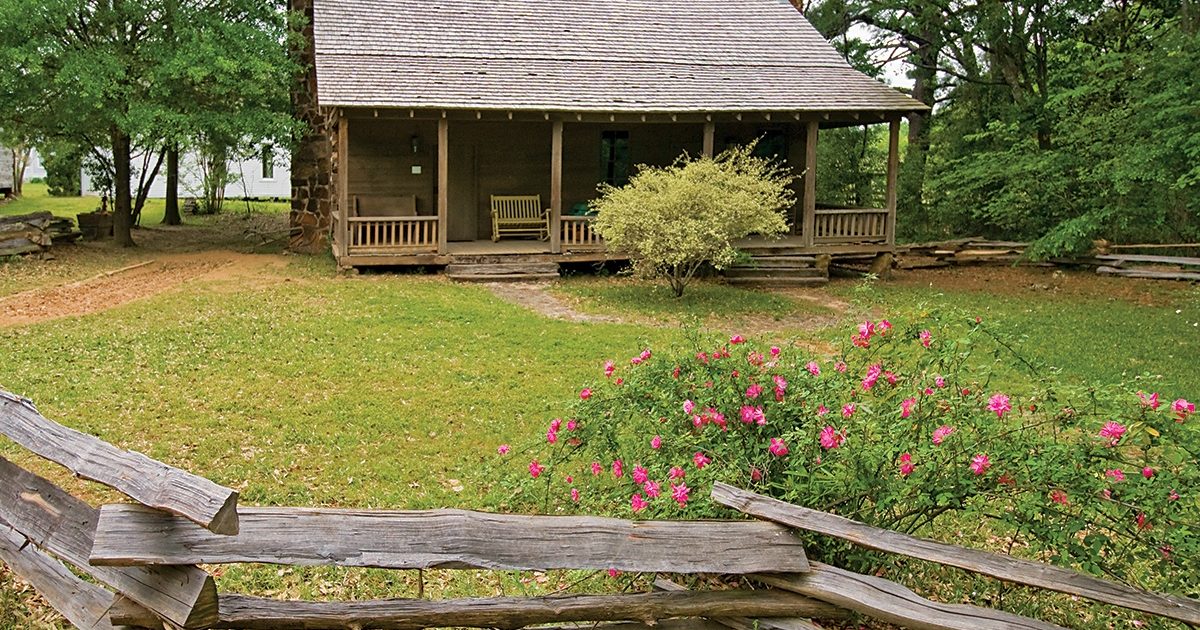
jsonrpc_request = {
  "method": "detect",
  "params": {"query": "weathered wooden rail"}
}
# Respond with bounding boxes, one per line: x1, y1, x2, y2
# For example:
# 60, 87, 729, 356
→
561, 215, 604, 251
346, 216, 439, 254
1, 389, 1197, 630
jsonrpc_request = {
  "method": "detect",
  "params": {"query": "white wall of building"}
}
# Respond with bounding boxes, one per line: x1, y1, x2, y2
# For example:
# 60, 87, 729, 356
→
81, 147, 290, 199
0, 146, 14, 191
24, 149, 47, 181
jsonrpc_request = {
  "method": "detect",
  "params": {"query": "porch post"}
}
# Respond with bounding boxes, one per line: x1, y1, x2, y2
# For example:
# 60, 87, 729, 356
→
802, 120, 818, 247
437, 117, 448, 254
702, 122, 715, 158
337, 111, 350, 260
550, 119, 563, 254
885, 118, 900, 247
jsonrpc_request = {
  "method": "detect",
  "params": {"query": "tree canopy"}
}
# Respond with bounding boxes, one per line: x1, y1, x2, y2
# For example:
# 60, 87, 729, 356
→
0, 0, 297, 245
807, 0, 1199, 255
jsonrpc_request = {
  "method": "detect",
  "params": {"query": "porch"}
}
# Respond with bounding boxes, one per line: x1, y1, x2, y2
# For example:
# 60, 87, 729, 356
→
329, 109, 901, 269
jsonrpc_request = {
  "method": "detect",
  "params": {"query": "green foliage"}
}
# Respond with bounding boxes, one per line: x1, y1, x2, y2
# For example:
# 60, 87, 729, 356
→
816, 126, 887, 208
591, 145, 793, 297
0, 0, 298, 245
519, 317, 1199, 596
919, 6, 1200, 253
193, 139, 233, 214
38, 142, 83, 198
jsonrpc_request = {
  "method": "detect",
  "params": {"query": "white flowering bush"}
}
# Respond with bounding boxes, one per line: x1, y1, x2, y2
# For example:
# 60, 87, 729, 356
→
590, 145, 792, 297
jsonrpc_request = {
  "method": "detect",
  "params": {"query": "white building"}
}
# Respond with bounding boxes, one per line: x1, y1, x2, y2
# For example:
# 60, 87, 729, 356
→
0, 146, 14, 194
23, 150, 47, 181
81, 146, 290, 199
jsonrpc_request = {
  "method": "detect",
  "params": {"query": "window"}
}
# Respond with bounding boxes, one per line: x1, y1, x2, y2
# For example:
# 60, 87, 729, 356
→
261, 146, 275, 180
601, 131, 630, 187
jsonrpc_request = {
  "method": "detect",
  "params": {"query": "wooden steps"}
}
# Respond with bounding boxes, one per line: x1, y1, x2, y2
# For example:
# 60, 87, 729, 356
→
724, 255, 828, 287
445, 261, 560, 282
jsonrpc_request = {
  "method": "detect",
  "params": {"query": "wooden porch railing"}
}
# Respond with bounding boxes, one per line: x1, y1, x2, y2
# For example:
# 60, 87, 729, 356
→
346, 216, 438, 254
561, 215, 604, 251
812, 209, 889, 244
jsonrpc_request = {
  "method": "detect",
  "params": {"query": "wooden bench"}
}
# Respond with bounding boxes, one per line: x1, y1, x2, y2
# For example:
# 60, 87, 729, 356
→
353, 195, 417, 217
491, 195, 549, 242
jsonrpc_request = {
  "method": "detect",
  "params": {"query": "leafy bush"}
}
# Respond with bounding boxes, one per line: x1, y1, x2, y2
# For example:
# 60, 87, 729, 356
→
39, 141, 83, 197
507, 315, 1199, 594
591, 145, 792, 297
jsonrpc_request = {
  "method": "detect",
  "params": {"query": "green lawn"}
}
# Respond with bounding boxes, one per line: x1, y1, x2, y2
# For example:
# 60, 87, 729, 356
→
552, 275, 835, 324
1, 182, 289, 225
0, 245, 1197, 627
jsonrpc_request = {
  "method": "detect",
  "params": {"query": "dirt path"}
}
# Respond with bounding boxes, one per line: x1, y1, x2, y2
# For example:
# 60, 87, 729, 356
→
484, 282, 624, 323
0, 251, 289, 328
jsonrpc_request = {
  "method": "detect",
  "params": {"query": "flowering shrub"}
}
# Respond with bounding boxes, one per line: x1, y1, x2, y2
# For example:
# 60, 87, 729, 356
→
590, 144, 792, 297
507, 316, 1199, 593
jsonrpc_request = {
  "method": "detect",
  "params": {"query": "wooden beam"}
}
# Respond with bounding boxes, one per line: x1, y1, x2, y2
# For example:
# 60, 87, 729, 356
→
437, 117, 448, 254
338, 113, 350, 259
550, 120, 563, 254
0, 521, 161, 630
802, 121, 818, 247
0, 457, 218, 628
713, 482, 1200, 626
212, 590, 843, 630
109, 596, 167, 629
489, 622, 726, 630
702, 122, 715, 158
758, 564, 1065, 630
885, 118, 900, 246
90, 504, 810, 574
0, 390, 238, 535
341, 107, 915, 126
654, 578, 831, 630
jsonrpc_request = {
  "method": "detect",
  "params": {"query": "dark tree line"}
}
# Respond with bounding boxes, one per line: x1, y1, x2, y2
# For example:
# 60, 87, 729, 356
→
806, 0, 1199, 255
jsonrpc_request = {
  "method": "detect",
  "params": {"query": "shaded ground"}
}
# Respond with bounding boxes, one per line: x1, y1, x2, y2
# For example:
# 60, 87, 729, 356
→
0, 212, 295, 324
887, 264, 1189, 307
0, 252, 289, 328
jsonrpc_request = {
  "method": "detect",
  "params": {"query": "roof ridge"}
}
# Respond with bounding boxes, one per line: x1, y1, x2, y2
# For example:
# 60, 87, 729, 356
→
318, 52, 855, 71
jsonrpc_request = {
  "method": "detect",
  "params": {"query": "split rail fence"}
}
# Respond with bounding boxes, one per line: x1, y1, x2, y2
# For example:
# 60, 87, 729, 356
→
1, 389, 1198, 630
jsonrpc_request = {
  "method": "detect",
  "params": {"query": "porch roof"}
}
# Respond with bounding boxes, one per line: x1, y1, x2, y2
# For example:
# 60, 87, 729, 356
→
312, 0, 924, 114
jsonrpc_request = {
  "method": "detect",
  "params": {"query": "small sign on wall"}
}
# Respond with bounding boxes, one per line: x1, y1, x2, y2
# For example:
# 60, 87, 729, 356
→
411, 165, 422, 175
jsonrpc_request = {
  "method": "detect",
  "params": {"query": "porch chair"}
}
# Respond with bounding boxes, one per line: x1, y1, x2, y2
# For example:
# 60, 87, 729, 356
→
490, 195, 550, 242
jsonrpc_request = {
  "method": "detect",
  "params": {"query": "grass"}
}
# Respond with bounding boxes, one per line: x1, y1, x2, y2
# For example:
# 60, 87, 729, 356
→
552, 276, 829, 321
829, 275, 1200, 394
0, 240, 1197, 628
1, 182, 289, 225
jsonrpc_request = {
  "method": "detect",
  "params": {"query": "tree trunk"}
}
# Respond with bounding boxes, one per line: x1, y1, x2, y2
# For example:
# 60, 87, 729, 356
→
900, 26, 938, 230
133, 148, 165, 227
13, 146, 30, 196
111, 129, 136, 247
163, 145, 181, 225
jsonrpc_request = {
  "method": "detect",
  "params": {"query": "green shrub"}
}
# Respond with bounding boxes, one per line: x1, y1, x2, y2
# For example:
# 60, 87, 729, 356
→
591, 145, 792, 297
508, 315, 1199, 595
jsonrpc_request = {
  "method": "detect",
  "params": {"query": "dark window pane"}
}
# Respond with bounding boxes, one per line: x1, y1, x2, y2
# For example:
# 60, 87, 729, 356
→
601, 131, 630, 187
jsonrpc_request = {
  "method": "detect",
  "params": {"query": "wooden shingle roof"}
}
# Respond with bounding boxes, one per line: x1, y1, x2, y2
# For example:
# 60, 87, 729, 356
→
313, 0, 922, 114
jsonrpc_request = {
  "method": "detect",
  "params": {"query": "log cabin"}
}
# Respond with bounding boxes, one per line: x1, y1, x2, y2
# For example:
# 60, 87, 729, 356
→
305, 0, 926, 277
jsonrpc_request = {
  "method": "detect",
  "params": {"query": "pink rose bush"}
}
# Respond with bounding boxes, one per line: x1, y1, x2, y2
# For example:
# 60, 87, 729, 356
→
508, 316, 1199, 593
